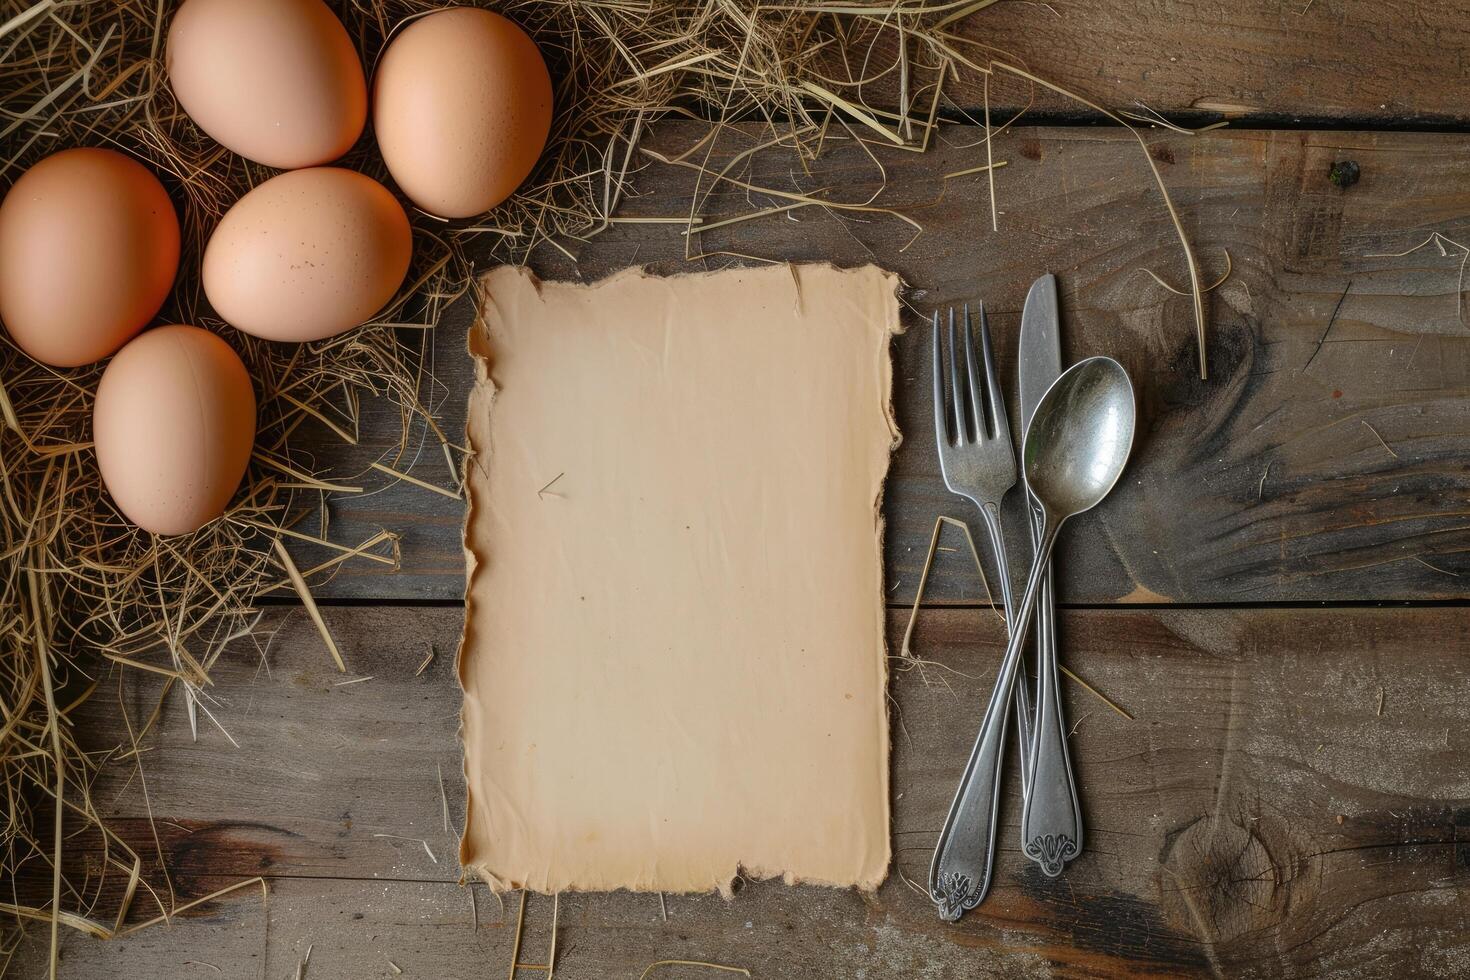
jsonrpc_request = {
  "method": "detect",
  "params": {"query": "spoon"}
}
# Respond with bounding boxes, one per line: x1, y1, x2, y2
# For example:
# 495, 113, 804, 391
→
929, 355, 1136, 922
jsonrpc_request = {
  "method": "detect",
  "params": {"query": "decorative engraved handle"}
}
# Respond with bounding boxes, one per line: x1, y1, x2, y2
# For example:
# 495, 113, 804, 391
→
1019, 497, 1083, 876
929, 519, 1057, 921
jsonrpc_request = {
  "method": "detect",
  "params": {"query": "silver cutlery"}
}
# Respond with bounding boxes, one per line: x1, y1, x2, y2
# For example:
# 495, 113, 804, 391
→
930, 355, 1135, 921
1017, 274, 1084, 876
927, 304, 1033, 920
930, 304, 1034, 779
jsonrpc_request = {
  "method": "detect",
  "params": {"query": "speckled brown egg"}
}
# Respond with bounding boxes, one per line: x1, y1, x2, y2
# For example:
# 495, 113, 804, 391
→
0, 148, 179, 367
201, 167, 412, 343
94, 325, 256, 536
167, 0, 367, 169
373, 7, 553, 218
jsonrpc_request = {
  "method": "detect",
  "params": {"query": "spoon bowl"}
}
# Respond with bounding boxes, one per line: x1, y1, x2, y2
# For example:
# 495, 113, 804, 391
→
1022, 356, 1135, 520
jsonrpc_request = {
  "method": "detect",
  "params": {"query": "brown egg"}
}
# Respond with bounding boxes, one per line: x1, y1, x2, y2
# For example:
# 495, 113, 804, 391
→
0, 148, 179, 367
95, 326, 256, 536
373, 8, 553, 218
202, 168, 412, 343
167, 0, 366, 169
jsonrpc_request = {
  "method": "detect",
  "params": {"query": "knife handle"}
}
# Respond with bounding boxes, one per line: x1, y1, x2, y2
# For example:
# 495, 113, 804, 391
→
1019, 499, 1083, 875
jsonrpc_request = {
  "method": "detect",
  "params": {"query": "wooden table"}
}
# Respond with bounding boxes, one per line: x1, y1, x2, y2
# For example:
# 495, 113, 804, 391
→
20, 3, 1470, 976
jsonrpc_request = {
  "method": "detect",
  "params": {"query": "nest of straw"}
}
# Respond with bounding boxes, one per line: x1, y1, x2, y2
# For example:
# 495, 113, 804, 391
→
0, 0, 1206, 971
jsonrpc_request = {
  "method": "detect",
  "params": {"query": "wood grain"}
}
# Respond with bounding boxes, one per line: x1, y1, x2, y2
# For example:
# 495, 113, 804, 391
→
19, 604, 1470, 978
299, 123, 1470, 604
941, 0, 1470, 126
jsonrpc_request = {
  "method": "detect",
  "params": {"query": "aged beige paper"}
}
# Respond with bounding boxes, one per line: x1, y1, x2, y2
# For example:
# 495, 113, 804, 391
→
459, 263, 899, 894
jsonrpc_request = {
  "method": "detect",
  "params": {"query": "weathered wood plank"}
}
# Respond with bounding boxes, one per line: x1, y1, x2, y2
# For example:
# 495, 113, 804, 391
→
303, 124, 1470, 603
20, 604, 1470, 977
21, 875, 1068, 980
945, 0, 1470, 126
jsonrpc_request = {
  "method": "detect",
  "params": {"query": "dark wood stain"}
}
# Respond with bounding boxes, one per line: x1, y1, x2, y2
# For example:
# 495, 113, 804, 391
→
160, 820, 296, 886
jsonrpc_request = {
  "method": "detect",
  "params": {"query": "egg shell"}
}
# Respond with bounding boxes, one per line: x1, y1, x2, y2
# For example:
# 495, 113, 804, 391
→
0, 148, 179, 367
202, 168, 412, 343
167, 0, 366, 169
95, 325, 256, 536
373, 8, 553, 218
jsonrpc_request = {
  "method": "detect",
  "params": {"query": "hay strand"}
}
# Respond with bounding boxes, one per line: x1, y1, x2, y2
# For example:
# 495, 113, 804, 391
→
272, 539, 346, 673
640, 962, 752, 980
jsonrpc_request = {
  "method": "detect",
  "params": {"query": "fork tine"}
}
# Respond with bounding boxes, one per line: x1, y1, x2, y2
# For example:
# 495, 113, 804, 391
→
977, 302, 1010, 441
932, 310, 948, 447
961, 303, 988, 440
948, 307, 966, 443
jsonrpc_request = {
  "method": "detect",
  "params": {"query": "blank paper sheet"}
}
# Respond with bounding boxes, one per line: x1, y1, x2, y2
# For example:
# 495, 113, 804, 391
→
459, 263, 899, 894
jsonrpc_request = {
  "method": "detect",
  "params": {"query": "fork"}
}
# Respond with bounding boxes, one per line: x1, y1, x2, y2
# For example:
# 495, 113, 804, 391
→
926, 304, 1033, 921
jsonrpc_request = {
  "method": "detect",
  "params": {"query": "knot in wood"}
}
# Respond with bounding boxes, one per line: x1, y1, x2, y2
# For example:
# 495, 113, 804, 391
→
1159, 813, 1301, 949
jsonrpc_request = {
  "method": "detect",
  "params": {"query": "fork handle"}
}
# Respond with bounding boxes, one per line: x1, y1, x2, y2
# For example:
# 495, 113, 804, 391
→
930, 520, 1057, 920
1019, 495, 1083, 875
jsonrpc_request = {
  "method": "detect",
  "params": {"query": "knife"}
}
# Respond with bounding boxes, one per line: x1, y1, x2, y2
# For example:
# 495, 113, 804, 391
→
1018, 274, 1061, 437
1017, 273, 1084, 876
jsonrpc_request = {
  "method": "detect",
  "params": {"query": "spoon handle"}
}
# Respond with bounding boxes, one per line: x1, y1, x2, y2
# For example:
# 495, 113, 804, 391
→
929, 520, 1057, 921
1019, 498, 1083, 875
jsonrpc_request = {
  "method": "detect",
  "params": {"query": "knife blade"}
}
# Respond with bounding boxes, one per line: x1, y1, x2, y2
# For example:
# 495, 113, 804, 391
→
1018, 273, 1062, 431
